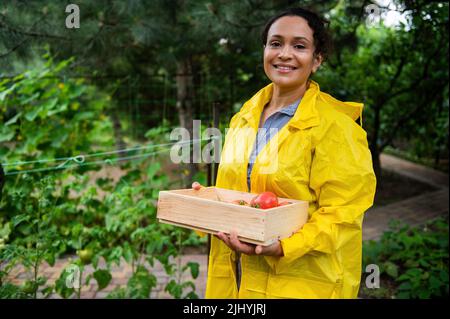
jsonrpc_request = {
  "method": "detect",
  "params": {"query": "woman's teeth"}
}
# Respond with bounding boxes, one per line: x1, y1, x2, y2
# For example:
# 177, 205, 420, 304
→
275, 65, 296, 70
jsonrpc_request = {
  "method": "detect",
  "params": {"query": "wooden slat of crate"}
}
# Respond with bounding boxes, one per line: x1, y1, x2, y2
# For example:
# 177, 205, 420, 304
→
265, 202, 309, 241
158, 188, 266, 242
157, 187, 309, 246
158, 219, 270, 246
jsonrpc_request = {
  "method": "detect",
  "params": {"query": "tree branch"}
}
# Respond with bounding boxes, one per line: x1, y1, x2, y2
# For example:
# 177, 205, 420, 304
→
0, 21, 69, 41
379, 80, 447, 151
375, 30, 444, 109
0, 37, 28, 58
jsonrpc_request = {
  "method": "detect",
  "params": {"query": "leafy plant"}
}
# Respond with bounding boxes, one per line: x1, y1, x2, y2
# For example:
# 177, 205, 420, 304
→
1, 55, 205, 299
362, 217, 449, 299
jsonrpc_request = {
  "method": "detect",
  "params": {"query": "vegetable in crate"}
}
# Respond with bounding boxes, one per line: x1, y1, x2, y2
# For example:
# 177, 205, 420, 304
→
250, 191, 278, 209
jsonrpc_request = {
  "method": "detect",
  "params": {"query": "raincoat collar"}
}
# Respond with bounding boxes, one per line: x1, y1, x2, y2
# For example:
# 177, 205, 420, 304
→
240, 80, 364, 130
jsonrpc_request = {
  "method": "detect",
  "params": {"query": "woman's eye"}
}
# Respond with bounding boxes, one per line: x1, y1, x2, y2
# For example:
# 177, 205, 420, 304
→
294, 44, 306, 49
270, 42, 281, 47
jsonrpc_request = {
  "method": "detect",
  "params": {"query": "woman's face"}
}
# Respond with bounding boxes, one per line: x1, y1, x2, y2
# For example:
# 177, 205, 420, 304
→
263, 16, 322, 89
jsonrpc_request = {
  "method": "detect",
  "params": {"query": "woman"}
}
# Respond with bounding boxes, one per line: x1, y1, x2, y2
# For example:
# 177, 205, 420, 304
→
203, 7, 376, 299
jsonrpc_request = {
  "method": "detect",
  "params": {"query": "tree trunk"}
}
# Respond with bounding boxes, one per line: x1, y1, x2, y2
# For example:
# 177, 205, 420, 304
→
0, 163, 4, 202
370, 104, 382, 185
112, 112, 126, 152
176, 58, 198, 187
370, 144, 382, 186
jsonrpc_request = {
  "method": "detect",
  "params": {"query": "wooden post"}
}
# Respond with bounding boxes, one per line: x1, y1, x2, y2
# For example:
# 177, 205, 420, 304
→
205, 101, 220, 274
212, 101, 220, 185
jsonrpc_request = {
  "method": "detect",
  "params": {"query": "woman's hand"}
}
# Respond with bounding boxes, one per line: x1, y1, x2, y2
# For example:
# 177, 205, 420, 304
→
216, 231, 284, 257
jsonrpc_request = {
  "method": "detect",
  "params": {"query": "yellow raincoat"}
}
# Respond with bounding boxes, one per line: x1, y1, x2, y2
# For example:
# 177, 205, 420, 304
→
205, 80, 376, 299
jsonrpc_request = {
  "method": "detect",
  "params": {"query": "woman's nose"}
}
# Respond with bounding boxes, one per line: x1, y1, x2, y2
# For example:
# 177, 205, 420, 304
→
278, 45, 292, 59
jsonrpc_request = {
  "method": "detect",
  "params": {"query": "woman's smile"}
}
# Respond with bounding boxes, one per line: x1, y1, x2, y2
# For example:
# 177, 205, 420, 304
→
273, 63, 298, 74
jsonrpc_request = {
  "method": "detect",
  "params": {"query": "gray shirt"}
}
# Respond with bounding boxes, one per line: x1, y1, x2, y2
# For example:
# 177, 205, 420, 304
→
246, 99, 301, 191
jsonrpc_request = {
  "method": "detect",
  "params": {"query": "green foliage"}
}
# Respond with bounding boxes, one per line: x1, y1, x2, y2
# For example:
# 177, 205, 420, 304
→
362, 218, 449, 299
0, 56, 203, 299
314, 1, 449, 175
0, 54, 114, 163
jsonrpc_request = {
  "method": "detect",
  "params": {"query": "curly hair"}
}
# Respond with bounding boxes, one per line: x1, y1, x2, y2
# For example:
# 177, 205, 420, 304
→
261, 7, 333, 62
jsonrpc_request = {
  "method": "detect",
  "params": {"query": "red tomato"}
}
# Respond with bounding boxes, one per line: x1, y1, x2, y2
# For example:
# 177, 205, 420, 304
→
192, 182, 201, 190
250, 191, 278, 209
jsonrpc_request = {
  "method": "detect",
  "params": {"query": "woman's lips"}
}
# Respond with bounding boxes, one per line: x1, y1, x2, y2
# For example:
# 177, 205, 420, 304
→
273, 64, 297, 74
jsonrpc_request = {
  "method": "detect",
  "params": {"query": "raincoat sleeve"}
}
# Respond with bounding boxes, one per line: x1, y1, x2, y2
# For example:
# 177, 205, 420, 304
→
265, 120, 377, 274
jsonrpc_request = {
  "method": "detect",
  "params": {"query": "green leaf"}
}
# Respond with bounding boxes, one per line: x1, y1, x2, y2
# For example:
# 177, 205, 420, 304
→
11, 214, 30, 227
383, 261, 398, 278
127, 266, 156, 298
24, 106, 43, 121
187, 262, 199, 279
5, 112, 22, 126
36, 276, 47, 286
41, 285, 54, 298
418, 290, 430, 299
47, 101, 68, 116
439, 270, 449, 283
73, 111, 94, 121
85, 274, 93, 286
185, 291, 199, 299
429, 275, 441, 290
44, 252, 56, 267
165, 279, 182, 299
405, 268, 422, 277
93, 269, 112, 291
397, 281, 412, 291
55, 267, 76, 299
396, 291, 410, 299
147, 162, 161, 180
122, 243, 134, 264
0, 126, 15, 143
0, 83, 16, 101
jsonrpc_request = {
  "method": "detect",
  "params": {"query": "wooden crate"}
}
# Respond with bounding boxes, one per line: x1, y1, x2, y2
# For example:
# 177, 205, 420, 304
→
157, 187, 309, 246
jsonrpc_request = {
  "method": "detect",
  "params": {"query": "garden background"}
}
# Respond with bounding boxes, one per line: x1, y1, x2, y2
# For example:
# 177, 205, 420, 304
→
0, 0, 448, 299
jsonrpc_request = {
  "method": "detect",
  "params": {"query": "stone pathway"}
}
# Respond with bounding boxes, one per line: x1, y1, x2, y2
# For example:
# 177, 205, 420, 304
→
363, 153, 449, 240
4, 153, 448, 298
6, 254, 208, 299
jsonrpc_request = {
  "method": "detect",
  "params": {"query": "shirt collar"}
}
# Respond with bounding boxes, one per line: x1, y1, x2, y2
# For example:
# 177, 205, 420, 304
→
277, 99, 301, 117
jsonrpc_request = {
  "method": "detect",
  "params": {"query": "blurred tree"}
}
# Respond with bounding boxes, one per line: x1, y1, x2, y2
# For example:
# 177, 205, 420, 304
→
0, 0, 339, 185
1, 0, 447, 181
315, 0, 449, 179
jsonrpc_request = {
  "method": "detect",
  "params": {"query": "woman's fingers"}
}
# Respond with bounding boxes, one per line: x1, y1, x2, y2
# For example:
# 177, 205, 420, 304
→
255, 241, 283, 256
192, 181, 202, 190
216, 231, 282, 256
255, 245, 263, 255
229, 231, 255, 255
216, 231, 255, 255
216, 232, 231, 246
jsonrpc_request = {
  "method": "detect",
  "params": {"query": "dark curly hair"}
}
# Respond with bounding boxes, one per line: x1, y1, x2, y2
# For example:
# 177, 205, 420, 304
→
261, 7, 333, 61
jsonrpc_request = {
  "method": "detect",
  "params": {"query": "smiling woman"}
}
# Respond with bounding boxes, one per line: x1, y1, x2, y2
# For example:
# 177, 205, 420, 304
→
204, 7, 377, 299
263, 16, 323, 95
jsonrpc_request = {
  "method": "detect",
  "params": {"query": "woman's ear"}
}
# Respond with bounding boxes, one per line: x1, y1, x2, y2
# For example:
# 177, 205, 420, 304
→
312, 53, 323, 74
